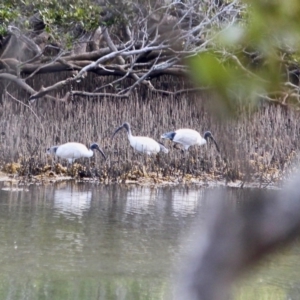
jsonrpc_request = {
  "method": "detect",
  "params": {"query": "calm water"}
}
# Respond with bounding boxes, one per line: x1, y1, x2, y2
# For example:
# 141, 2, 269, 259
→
0, 182, 299, 300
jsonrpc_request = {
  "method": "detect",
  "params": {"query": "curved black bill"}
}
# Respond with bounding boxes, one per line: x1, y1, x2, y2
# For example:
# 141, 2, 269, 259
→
210, 136, 220, 152
96, 146, 107, 160
111, 125, 124, 139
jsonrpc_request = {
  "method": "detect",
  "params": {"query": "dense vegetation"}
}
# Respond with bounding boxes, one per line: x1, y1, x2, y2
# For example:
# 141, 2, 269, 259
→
0, 0, 299, 106
0, 0, 300, 184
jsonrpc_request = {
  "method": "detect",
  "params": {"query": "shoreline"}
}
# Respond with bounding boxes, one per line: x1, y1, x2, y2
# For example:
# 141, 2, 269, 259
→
0, 169, 282, 190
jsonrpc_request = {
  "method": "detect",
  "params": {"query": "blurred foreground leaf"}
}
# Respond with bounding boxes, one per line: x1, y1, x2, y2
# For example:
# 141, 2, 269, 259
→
188, 0, 300, 118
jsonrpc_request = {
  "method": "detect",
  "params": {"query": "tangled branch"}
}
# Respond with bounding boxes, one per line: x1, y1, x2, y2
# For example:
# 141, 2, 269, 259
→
0, 1, 259, 102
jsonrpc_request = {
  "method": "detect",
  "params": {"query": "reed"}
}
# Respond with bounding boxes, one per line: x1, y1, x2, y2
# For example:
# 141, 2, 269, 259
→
0, 74, 299, 184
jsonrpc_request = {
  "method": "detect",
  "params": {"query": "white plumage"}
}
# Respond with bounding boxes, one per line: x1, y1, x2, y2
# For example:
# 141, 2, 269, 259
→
112, 122, 168, 155
161, 128, 219, 152
46, 142, 106, 163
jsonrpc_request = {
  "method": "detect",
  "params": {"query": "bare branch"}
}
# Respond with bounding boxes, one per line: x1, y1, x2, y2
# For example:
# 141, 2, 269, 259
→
76, 86, 206, 99
8, 26, 42, 55
75, 40, 136, 78
0, 73, 59, 102
102, 27, 125, 65
29, 77, 73, 101
4, 1, 283, 106
24, 51, 67, 80
120, 50, 164, 94
71, 90, 129, 99
18, 45, 62, 67
0, 73, 36, 94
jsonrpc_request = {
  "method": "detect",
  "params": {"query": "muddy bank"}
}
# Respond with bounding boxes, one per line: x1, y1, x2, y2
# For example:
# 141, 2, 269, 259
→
0, 160, 287, 190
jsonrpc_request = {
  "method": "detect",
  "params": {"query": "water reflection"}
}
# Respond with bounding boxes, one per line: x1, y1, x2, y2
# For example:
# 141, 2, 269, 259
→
124, 186, 204, 217
171, 188, 203, 217
53, 185, 92, 219
125, 187, 158, 214
0, 182, 207, 300
0, 183, 298, 300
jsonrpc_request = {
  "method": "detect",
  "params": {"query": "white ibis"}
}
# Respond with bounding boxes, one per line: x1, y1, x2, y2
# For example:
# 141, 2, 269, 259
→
46, 142, 106, 163
161, 129, 219, 152
112, 122, 169, 155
